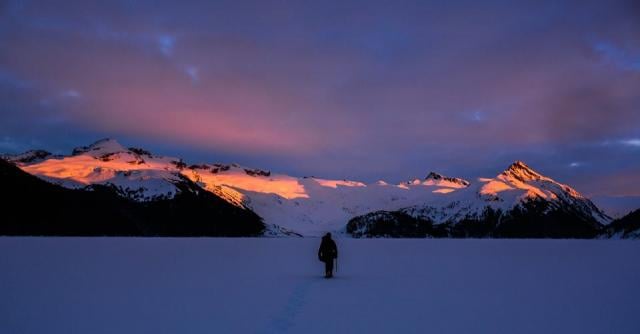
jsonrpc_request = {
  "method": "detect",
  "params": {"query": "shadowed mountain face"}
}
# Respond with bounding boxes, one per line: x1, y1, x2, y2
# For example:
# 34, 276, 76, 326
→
603, 210, 640, 239
0, 159, 264, 237
347, 199, 604, 239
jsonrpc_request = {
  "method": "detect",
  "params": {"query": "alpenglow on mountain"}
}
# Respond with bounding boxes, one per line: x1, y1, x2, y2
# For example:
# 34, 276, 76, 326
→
3, 138, 635, 238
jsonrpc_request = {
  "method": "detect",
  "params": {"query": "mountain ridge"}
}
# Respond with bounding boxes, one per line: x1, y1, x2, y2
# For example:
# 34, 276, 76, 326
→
2, 138, 631, 238
0, 158, 264, 236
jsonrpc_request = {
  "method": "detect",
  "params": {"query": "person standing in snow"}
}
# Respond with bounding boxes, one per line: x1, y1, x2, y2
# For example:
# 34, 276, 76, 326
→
318, 232, 338, 278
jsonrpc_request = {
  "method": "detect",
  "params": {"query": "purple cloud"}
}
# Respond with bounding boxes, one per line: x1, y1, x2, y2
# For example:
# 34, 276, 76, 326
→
0, 0, 639, 195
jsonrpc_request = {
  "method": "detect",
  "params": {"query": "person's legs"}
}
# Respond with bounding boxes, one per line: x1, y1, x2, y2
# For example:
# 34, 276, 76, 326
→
325, 259, 334, 278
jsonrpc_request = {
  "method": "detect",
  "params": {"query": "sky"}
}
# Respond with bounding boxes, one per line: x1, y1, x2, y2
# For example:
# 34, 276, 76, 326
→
0, 0, 639, 196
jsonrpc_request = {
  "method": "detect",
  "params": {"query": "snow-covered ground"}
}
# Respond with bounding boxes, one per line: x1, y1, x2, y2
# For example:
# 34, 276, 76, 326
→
1, 238, 638, 334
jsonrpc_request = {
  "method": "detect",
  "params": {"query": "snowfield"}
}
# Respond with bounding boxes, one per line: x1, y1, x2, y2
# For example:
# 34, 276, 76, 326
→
1, 238, 638, 333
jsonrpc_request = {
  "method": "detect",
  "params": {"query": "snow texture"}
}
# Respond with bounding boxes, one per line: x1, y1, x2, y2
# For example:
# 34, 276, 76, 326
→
0, 238, 639, 334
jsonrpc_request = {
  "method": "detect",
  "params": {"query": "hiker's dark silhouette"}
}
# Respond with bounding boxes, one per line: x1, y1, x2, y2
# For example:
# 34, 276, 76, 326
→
318, 232, 338, 278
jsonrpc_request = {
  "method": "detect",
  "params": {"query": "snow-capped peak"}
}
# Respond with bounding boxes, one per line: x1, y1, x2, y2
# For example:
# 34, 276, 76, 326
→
2, 150, 52, 164
72, 138, 128, 157
425, 172, 470, 187
500, 161, 547, 182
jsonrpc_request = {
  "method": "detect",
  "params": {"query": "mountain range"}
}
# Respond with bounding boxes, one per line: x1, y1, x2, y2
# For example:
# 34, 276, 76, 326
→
1, 138, 638, 238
